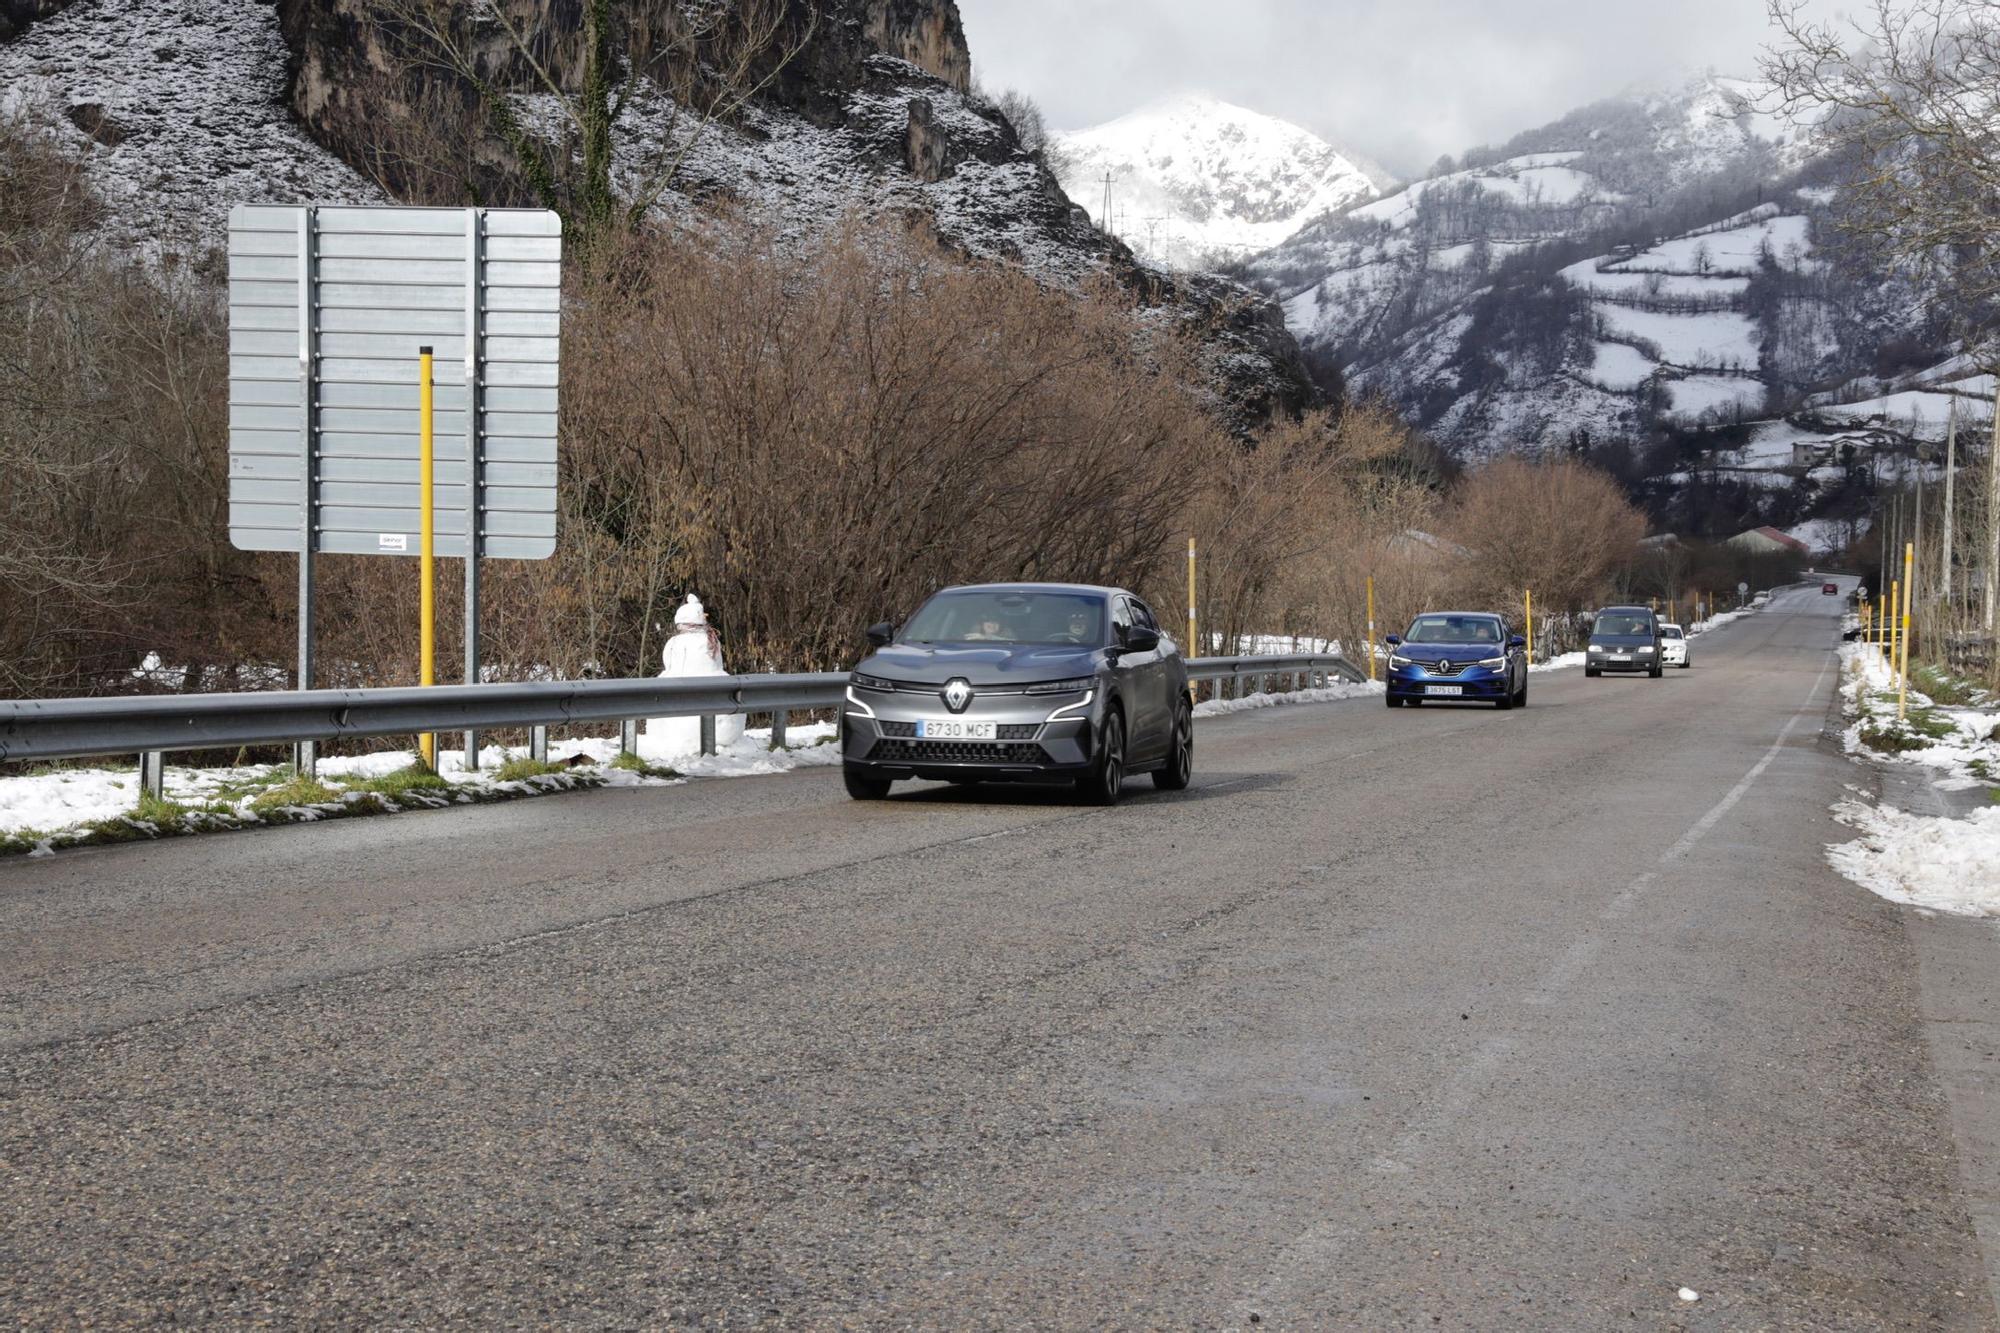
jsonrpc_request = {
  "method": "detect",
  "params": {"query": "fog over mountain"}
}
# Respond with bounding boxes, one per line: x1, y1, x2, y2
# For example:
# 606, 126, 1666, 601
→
958, 0, 1838, 177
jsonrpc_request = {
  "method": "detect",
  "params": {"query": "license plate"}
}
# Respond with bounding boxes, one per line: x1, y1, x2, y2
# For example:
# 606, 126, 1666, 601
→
1424, 685, 1462, 697
1609, 654, 1631, 662
916, 719, 997, 740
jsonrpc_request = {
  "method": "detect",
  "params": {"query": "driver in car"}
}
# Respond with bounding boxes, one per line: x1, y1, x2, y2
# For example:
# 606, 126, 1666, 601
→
964, 617, 1014, 641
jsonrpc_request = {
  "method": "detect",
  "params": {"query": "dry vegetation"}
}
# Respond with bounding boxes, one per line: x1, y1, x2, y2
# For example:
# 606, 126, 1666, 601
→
0, 108, 1653, 700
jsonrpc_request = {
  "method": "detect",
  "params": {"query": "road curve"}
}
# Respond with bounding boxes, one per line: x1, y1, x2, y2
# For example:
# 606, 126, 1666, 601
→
2, 585, 1995, 1327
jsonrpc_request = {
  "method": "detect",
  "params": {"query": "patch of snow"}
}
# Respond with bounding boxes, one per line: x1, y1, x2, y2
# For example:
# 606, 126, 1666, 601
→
1596, 306, 1760, 369
1586, 341, 1656, 390
1830, 799, 2000, 918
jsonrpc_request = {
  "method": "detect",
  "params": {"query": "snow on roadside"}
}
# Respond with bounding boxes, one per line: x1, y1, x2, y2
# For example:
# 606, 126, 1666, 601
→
1829, 798, 2000, 919
1195, 681, 1380, 717
1826, 643, 2000, 916
0, 723, 839, 852
1530, 652, 1585, 674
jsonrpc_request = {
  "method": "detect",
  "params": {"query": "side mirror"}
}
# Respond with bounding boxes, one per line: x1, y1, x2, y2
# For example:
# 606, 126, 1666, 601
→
865, 621, 894, 649
1385, 634, 1403, 647
1121, 625, 1161, 653
1507, 634, 1526, 650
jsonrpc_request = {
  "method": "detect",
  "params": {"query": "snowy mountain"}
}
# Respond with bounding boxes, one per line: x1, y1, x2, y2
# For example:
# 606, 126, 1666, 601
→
1050, 92, 1387, 271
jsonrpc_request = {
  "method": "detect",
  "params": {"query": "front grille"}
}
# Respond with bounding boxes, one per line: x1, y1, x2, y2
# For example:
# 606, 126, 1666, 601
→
867, 740, 1050, 764
878, 722, 1039, 740
1422, 660, 1468, 677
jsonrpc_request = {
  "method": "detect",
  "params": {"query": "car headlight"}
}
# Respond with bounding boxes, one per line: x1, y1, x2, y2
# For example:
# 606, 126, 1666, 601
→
851, 672, 897, 691
1636, 646, 1655, 654
1025, 676, 1093, 695
843, 685, 877, 718
1389, 654, 1413, 667
1477, 656, 1506, 670
1588, 644, 1604, 653
1045, 689, 1095, 722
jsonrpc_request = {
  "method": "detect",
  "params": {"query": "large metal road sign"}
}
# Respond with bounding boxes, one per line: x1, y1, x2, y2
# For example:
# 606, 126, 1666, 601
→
225, 203, 563, 769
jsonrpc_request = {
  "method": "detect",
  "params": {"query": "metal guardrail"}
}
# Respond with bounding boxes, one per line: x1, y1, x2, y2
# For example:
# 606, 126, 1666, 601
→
0, 653, 1366, 792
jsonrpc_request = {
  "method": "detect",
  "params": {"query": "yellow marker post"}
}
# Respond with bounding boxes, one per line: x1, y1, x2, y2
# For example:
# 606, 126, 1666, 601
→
1524, 588, 1534, 666
1186, 537, 1198, 701
419, 345, 437, 769
1889, 579, 1899, 671
1898, 541, 1914, 721
1366, 576, 1376, 682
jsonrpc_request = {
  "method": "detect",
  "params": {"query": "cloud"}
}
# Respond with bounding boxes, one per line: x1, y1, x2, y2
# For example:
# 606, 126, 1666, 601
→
957, 0, 1818, 177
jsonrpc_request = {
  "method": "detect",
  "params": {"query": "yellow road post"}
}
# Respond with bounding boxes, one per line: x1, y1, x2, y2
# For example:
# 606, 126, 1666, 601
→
1889, 579, 1899, 671
1898, 541, 1914, 721
1524, 588, 1534, 666
419, 346, 437, 769
1187, 537, 1198, 701
1366, 576, 1376, 682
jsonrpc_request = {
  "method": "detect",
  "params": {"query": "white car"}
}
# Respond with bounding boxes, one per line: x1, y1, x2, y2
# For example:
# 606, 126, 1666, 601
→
1660, 621, 1690, 668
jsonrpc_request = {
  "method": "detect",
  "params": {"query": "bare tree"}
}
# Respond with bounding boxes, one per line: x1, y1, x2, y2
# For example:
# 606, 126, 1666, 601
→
379, 0, 814, 250
1763, 0, 2000, 638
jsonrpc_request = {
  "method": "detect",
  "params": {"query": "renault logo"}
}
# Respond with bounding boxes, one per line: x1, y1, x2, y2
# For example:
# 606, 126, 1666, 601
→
942, 678, 974, 713
1438, 660, 1452, 674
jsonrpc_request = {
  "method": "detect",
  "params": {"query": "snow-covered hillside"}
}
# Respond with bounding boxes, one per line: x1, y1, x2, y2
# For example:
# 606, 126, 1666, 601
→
1249, 74, 1846, 452
1050, 92, 1386, 271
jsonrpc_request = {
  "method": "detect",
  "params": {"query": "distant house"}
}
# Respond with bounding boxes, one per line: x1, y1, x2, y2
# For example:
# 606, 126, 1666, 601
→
1636, 533, 1682, 552
1726, 526, 1812, 556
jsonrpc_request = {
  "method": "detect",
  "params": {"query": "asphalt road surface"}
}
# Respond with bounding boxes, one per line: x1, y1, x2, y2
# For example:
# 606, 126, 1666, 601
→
4, 585, 1997, 1328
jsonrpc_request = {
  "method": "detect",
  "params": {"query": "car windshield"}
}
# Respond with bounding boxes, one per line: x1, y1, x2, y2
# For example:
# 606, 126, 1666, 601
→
1661, 626, 1684, 639
1593, 613, 1652, 637
1405, 615, 1501, 644
901, 590, 1106, 645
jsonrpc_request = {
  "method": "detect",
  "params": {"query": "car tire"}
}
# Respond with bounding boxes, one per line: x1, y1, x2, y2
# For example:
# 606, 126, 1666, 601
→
1495, 683, 1514, 710
1516, 678, 1528, 707
843, 768, 892, 801
1152, 702, 1193, 791
1386, 694, 1402, 708
1078, 709, 1126, 806
1585, 667, 1600, 678
1679, 661, 1691, 670
1649, 664, 1664, 679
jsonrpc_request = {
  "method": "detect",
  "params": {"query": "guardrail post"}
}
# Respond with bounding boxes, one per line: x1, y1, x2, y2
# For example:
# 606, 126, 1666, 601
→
619, 719, 639, 757
294, 740, 317, 780
700, 714, 717, 756
139, 751, 165, 802
770, 709, 788, 750
530, 725, 549, 764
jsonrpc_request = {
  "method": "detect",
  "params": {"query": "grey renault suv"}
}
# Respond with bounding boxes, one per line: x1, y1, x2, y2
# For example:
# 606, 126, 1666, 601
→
841, 583, 1193, 805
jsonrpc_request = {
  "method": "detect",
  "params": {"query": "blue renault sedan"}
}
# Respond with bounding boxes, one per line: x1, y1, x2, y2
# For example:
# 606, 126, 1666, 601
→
1384, 611, 1529, 709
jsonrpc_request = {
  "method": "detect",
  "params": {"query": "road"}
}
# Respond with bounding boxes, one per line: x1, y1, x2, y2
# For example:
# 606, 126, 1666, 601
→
3, 585, 1996, 1328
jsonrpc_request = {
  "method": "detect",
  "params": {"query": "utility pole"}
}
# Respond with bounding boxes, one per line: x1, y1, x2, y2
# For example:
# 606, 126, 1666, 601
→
1942, 398, 1957, 604
1988, 376, 2000, 639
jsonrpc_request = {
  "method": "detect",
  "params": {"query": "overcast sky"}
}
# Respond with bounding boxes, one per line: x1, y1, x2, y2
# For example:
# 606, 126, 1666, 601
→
957, 0, 1827, 178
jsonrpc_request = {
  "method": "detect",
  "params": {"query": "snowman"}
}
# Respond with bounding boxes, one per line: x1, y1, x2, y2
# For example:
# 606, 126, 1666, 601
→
642, 594, 745, 758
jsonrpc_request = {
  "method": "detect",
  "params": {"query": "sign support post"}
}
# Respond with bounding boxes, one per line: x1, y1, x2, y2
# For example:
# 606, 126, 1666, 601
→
295, 205, 319, 778
463, 207, 484, 769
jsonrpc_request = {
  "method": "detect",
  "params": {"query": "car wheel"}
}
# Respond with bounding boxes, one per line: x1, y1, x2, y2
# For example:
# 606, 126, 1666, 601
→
1495, 683, 1514, 710
843, 767, 892, 801
1516, 678, 1528, 707
1386, 694, 1401, 708
1152, 701, 1193, 791
1078, 709, 1125, 806
1649, 664, 1663, 679
1585, 667, 1600, 678
1680, 661, 1691, 670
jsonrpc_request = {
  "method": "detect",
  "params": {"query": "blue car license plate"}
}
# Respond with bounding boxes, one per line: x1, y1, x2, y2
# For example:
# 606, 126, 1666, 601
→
1424, 685, 1462, 697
